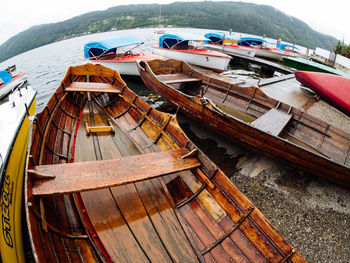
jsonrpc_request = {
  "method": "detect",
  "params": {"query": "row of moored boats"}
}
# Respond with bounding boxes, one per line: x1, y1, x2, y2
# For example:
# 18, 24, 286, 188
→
1, 29, 349, 263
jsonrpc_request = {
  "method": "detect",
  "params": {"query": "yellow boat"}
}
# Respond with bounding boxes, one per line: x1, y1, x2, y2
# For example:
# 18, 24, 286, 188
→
0, 84, 36, 262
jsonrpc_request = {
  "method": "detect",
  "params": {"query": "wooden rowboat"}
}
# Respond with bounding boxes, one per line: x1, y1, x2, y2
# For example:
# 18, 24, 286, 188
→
136, 59, 350, 188
26, 63, 305, 262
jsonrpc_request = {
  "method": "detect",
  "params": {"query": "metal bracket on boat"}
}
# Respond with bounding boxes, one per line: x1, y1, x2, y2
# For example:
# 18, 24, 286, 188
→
181, 149, 198, 159
199, 97, 208, 105
280, 248, 297, 263
28, 169, 56, 180
201, 205, 255, 255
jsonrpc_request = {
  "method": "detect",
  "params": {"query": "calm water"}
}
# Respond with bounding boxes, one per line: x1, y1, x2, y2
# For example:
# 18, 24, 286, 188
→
0, 27, 269, 112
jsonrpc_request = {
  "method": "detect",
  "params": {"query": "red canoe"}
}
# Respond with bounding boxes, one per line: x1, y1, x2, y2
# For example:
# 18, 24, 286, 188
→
295, 71, 350, 115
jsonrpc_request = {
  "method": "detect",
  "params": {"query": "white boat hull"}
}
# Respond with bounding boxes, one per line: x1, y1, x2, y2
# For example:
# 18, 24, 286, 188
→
152, 48, 231, 72
0, 74, 27, 99
89, 60, 139, 76
204, 44, 256, 57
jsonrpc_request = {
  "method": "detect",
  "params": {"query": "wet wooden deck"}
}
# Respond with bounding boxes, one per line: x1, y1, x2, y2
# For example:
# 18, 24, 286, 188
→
73, 100, 198, 262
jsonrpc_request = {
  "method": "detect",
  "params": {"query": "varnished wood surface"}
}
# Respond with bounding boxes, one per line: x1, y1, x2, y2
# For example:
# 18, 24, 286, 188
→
251, 108, 293, 136
31, 148, 200, 196
65, 81, 121, 93
26, 63, 306, 263
157, 73, 201, 84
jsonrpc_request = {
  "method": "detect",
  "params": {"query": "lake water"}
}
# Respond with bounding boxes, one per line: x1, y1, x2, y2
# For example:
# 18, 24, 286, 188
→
0, 27, 269, 112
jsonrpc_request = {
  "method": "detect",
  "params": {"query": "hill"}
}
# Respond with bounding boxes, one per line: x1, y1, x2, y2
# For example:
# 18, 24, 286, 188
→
0, 1, 338, 63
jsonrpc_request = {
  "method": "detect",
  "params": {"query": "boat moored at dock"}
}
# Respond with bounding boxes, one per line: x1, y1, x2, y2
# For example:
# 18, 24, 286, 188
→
84, 35, 165, 76
153, 33, 232, 73
204, 32, 256, 57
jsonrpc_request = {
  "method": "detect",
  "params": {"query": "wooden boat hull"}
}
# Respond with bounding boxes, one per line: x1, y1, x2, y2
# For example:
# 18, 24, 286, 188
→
137, 59, 350, 187
0, 85, 36, 263
295, 71, 350, 115
26, 63, 305, 262
153, 47, 231, 73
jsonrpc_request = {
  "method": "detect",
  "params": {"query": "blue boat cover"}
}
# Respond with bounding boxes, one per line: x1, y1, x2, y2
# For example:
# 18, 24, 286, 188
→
0, 70, 13, 85
159, 33, 209, 48
277, 43, 299, 50
238, 37, 273, 46
84, 36, 144, 59
205, 32, 239, 44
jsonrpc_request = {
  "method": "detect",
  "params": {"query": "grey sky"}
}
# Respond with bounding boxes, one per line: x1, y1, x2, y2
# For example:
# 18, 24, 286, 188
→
0, 0, 348, 47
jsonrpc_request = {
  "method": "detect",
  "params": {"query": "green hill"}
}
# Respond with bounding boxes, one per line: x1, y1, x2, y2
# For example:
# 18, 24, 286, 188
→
0, 1, 338, 63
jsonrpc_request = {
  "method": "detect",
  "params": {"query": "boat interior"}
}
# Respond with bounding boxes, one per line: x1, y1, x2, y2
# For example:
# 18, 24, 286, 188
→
26, 64, 303, 262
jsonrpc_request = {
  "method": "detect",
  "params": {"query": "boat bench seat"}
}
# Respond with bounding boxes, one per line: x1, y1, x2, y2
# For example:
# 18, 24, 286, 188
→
65, 81, 121, 93
30, 148, 201, 196
251, 108, 292, 136
157, 73, 201, 84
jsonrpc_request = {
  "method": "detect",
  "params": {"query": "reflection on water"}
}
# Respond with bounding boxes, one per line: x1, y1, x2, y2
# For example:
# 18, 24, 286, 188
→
122, 75, 165, 107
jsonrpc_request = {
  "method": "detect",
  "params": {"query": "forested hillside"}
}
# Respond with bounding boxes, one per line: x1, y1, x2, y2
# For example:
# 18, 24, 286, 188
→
0, 1, 338, 62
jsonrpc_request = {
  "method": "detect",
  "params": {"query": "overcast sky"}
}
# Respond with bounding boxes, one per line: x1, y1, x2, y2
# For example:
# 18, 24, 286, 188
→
0, 0, 348, 46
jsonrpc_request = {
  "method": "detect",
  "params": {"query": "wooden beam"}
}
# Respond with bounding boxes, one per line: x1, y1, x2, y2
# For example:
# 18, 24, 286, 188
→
157, 74, 201, 84
65, 82, 121, 93
32, 148, 201, 196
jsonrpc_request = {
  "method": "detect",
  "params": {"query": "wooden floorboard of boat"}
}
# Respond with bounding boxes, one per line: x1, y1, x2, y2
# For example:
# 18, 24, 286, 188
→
109, 102, 199, 262
251, 108, 292, 136
74, 101, 198, 262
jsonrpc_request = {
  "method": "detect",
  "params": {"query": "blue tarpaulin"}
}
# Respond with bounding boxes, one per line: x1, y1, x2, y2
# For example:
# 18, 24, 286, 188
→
238, 37, 273, 46
205, 32, 239, 44
159, 33, 209, 48
277, 43, 299, 50
84, 36, 144, 59
0, 70, 13, 85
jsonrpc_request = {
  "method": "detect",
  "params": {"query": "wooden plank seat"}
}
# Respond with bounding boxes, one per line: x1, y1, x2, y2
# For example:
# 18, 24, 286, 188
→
65, 81, 121, 93
157, 73, 201, 84
251, 108, 292, 136
30, 148, 201, 196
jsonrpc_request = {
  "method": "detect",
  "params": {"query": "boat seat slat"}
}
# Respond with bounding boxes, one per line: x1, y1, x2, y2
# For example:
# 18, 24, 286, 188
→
31, 148, 201, 196
65, 82, 121, 93
157, 73, 201, 84
251, 108, 292, 136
